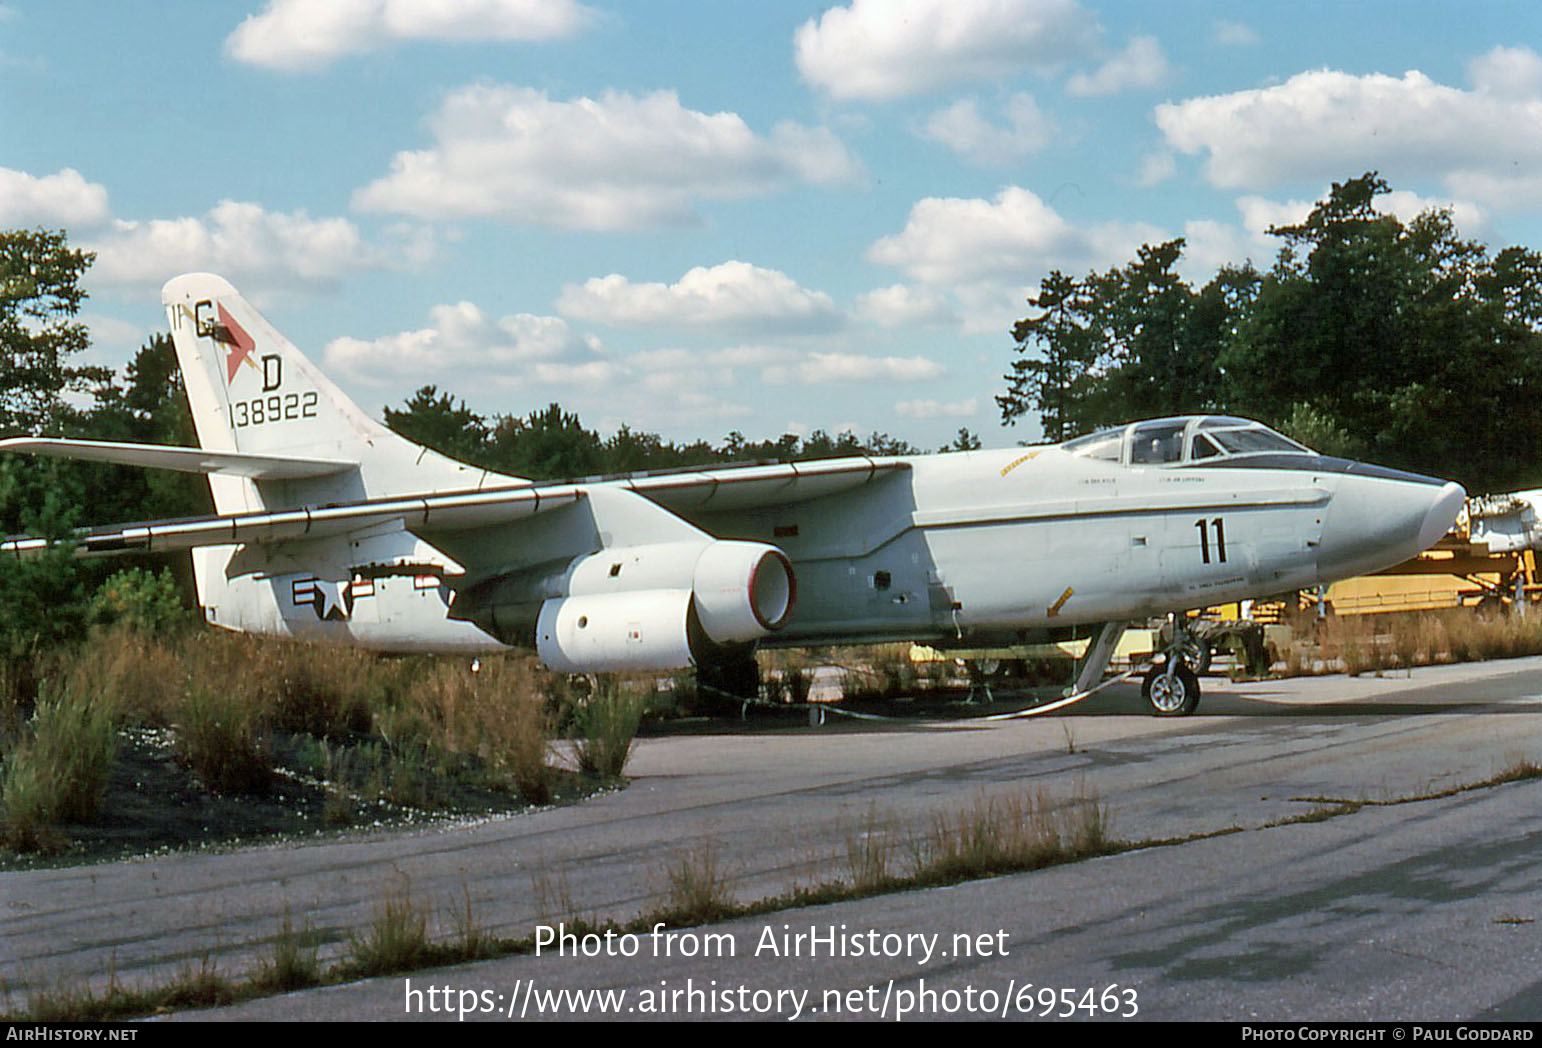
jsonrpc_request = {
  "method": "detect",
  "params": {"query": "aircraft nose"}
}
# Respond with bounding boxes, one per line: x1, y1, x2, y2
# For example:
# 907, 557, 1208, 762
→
1317, 476, 1466, 582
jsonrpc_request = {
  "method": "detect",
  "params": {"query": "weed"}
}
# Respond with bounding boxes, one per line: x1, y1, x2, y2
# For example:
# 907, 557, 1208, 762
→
658, 840, 736, 924
177, 676, 272, 794
254, 910, 322, 992
843, 805, 898, 891
266, 641, 376, 740
572, 675, 646, 778
346, 886, 431, 976
159, 955, 235, 1010
386, 655, 555, 803
1493, 755, 1542, 785
910, 788, 1111, 883
67, 625, 183, 728
2, 675, 117, 850
24, 971, 140, 1022
530, 859, 593, 929
1269, 802, 1363, 826
449, 884, 492, 960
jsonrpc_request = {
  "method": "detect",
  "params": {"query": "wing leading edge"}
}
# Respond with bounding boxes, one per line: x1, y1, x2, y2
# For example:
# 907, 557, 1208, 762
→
0, 457, 910, 558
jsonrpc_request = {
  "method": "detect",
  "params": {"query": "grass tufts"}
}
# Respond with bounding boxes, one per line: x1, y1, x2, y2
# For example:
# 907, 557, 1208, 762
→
909, 788, 1111, 883
2, 674, 117, 851
571, 675, 646, 778
658, 840, 736, 924
176, 675, 272, 795
254, 910, 322, 993
346, 886, 432, 977
843, 804, 900, 892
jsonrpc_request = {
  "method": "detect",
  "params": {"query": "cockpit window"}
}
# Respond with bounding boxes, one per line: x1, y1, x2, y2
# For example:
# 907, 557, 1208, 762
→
1129, 420, 1187, 464
1062, 427, 1124, 462
1190, 433, 1223, 459
1210, 428, 1309, 455
1059, 416, 1313, 467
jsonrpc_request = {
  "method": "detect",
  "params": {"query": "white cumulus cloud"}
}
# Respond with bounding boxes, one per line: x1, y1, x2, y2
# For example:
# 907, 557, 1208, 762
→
324, 301, 606, 387
795, 0, 1099, 100
0, 167, 110, 227
85, 200, 416, 293
894, 397, 977, 419
919, 94, 1056, 164
868, 185, 1161, 286
1155, 59, 1542, 208
1469, 45, 1542, 97
763, 352, 945, 385
1066, 35, 1170, 97
353, 85, 862, 230
867, 185, 1164, 333
226, 0, 595, 71
556, 261, 842, 334
854, 283, 957, 327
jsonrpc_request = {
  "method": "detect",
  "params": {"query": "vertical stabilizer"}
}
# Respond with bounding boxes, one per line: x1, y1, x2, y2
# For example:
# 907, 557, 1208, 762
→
161, 273, 522, 514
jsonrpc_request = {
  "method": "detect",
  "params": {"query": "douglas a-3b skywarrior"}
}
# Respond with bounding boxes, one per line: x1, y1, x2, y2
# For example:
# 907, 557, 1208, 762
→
0, 274, 1465, 716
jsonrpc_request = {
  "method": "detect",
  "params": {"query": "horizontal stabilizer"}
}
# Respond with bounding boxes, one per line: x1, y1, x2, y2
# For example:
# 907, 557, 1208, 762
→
0, 438, 357, 479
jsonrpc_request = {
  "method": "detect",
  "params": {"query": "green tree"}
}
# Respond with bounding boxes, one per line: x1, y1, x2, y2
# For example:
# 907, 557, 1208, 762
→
999, 269, 1105, 440
487, 403, 605, 479
1000, 240, 1231, 440
1001, 173, 1542, 490
383, 386, 491, 466
0, 230, 105, 435
0, 231, 105, 653
944, 427, 983, 452
81, 334, 211, 521
1222, 173, 1542, 489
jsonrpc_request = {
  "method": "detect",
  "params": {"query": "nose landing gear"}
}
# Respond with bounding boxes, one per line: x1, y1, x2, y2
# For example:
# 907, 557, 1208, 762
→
1142, 614, 1203, 716
1142, 659, 1200, 716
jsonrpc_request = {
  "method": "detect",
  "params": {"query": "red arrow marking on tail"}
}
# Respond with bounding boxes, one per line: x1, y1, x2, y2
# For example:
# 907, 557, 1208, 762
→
217, 303, 256, 384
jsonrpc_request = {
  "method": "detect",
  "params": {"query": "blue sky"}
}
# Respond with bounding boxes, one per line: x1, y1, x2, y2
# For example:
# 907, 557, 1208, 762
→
4, 0, 1541, 450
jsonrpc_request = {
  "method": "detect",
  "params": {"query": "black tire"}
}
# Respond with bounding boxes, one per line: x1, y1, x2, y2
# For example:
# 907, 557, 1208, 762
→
1142, 660, 1200, 717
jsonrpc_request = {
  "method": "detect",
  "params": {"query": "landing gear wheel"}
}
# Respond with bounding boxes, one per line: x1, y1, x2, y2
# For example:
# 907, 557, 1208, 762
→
1179, 636, 1212, 675
1142, 660, 1200, 717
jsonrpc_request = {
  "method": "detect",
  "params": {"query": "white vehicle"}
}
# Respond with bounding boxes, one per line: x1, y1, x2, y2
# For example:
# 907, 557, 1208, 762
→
0, 274, 1465, 716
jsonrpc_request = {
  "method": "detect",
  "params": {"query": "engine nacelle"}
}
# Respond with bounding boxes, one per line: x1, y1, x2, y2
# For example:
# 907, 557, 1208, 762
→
500, 539, 795, 672
690, 540, 796, 643
536, 589, 696, 672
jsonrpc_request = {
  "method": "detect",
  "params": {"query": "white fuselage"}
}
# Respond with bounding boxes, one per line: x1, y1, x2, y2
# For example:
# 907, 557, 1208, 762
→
191, 441, 1462, 654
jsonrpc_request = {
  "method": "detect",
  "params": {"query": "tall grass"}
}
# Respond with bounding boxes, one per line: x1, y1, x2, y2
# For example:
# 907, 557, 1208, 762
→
844, 805, 899, 891
378, 654, 555, 803
346, 886, 432, 976
1289, 609, 1542, 676
177, 676, 273, 794
571, 675, 646, 778
2, 675, 117, 850
254, 910, 322, 992
909, 788, 1111, 882
658, 840, 736, 924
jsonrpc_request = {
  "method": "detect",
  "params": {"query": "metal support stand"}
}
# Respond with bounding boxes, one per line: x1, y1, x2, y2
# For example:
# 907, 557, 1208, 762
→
1071, 621, 1128, 697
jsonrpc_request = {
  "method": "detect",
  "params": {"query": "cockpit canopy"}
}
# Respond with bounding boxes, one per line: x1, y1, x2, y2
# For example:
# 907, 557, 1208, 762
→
1060, 416, 1312, 466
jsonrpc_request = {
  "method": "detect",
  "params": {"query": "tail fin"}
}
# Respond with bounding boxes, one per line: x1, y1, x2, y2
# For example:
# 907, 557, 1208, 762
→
162, 273, 521, 513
